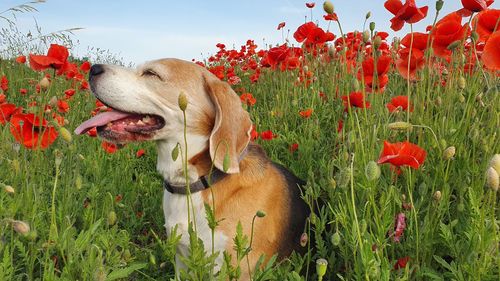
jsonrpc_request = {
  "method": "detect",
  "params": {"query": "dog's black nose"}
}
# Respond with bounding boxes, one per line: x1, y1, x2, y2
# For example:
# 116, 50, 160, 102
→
90, 64, 105, 77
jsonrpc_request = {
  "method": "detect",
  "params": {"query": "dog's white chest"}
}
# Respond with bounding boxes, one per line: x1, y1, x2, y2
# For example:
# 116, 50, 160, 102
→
162, 190, 227, 270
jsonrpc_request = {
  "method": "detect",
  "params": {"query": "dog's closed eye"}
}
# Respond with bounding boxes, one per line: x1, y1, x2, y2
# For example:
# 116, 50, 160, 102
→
142, 69, 163, 80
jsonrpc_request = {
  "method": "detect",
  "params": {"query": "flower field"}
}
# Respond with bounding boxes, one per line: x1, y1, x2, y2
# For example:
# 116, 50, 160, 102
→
0, 0, 499, 280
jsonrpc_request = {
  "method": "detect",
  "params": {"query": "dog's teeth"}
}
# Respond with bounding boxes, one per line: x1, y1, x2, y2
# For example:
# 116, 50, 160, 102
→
137, 120, 145, 125
143, 116, 151, 123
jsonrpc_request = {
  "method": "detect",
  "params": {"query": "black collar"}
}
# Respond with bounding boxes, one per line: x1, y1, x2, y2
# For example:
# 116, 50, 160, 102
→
163, 168, 227, 194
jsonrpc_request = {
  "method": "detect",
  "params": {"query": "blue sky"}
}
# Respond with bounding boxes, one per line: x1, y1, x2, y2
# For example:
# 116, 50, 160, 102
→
3, 0, 498, 64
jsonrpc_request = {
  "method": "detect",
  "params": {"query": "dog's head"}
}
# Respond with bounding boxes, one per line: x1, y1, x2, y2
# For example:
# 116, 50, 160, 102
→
75, 58, 252, 173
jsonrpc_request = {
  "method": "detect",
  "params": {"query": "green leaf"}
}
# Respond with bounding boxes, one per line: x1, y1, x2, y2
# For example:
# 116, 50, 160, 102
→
106, 263, 147, 281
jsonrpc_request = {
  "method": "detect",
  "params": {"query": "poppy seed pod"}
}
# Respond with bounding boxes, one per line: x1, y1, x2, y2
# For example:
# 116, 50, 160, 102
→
447, 40, 461, 51
373, 36, 382, 49
178, 91, 188, 111
489, 154, 500, 174
323, 1, 334, 14
11, 220, 30, 235
316, 258, 328, 280
331, 231, 341, 246
443, 146, 456, 160
486, 167, 499, 191
366, 11, 371, 19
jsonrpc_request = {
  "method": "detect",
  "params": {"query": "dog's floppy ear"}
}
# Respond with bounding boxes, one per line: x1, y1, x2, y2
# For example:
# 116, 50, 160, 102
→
205, 78, 252, 174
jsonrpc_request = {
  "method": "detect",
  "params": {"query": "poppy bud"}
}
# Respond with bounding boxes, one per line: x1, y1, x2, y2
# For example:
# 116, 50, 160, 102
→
458, 76, 466, 90
363, 31, 370, 43
365, 11, 371, 19
436, 0, 444, 11
178, 91, 188, 111
59, 127, 72, 143
373, 36, 382, 49
435, 96, 442, 106
489, 154, 500, 174
75, 174, 83, 190
11, 220, 30, 235
447, 40, 461, 51
458, 93, 465, 103
365, 160, 381, 181
149, 253, 157, 265
300, 232, 308, 247
331, 231, 341, 246
369, 22, 375, 32
316, 258, 328, 280
48, 96, 58, 107
442, 146, 456, 160
39, 77, 50, 91
3, 184, 15, 194
486, 167, 499, 191
433, 190, 442, 201
222, 150, 230, 172
122, 249, 132, 261
256, 210, 266, 218
323, 1, 334, 14
107, 210, 117, 226
171, 144, 179, 161
54, 149, 63, 168
388, 121, 412, 131
352, 78, 360, 91
11, 159, 20, 174
329, 178, 337, 189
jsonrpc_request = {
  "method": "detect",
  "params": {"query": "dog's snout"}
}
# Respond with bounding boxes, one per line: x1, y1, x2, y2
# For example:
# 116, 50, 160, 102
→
90, 64, 105, 77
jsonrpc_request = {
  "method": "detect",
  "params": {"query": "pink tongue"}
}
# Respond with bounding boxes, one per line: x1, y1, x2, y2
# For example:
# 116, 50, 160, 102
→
74, 111, 132, 135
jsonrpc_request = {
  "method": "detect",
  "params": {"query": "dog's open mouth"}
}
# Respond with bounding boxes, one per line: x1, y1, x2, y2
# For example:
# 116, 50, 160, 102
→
74, 109, 165, 143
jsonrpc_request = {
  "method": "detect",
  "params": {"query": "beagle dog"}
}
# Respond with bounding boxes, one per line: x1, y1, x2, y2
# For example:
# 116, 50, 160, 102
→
75, 58, 309, 278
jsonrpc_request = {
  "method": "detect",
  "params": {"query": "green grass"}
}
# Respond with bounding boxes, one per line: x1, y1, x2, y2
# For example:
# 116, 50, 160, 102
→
1, 14, 500, 281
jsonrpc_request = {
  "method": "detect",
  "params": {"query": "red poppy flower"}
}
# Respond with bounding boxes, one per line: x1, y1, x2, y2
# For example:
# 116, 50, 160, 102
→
306, 2, 315, 8
15, 55, 26, 64
394, 256, 410, 270
289, 143, 299, 153
377, 140, 426, 169
260, 130, 277, 140
0, 94, 5, 104
57, 100, 70, 113
294, 22, 335, 45
29, 44, 69, 71
80, 61, 91, 73
0, 103, 18, 124
342, 92, 371, 110
461, 0, 494, 13
240, 93, 256, 106
52, 113, 65, 126
101, 141, 118, 153
337, 119, 343, 133
384, 0, 429, 31
400, 32, 429, 50
64, 89, 76, 99
386, 96, 413, 112
87, 127, 97, 137
482, 30, 500, 71
136, 149, 145, 158
250, 125, 259, 141
473, 9, 500, 42
359, 55, 392, 92
396, 48, 425, 80
299, 108, 313, 118
277, 22, 286, 30
80, 80, 89, 90
431, 12, 470, 59
323, 13, 339, 21
19, 88, 28, 95
9, 113, 58, 149
1, 76, 8, 92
